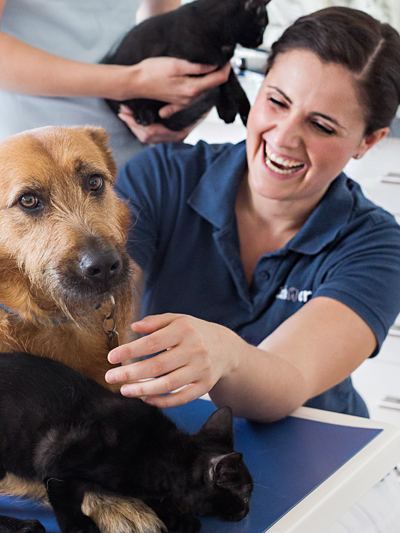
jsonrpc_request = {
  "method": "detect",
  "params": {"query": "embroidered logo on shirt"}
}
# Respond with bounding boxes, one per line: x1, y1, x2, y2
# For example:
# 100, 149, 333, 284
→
276, 286, 312, 303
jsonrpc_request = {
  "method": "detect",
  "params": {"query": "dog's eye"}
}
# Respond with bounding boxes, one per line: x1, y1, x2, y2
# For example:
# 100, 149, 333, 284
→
19, 194, 41, 210
87, 175, 104, 193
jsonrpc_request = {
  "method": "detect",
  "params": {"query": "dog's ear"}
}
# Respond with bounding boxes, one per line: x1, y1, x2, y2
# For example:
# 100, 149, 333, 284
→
81, 126, 118, 178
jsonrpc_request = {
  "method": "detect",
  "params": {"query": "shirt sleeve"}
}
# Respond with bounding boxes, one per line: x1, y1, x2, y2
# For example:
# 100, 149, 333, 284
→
114, 141, 228, 272
313, 209, 400, 354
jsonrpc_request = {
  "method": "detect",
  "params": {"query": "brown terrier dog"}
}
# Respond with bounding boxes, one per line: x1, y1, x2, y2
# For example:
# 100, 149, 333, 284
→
0, 126, 164, 533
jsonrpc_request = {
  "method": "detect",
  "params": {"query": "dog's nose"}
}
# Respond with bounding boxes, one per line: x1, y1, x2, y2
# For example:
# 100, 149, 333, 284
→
79, 246, 121, 283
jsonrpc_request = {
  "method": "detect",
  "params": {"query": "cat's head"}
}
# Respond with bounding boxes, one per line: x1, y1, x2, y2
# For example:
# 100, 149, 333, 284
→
235, 0, 270, 50
181, 406, 253, 522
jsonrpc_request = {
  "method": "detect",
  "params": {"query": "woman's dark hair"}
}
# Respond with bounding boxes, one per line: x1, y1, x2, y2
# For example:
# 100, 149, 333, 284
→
266, 7, 400, 136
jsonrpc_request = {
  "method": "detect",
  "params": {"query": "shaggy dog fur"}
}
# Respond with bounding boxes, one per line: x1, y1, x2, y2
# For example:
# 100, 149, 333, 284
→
0, 126, 164, 533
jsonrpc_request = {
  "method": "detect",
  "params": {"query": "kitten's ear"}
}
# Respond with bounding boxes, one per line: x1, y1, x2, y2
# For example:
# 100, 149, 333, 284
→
199, 406, 234, 446
207, 452, 244, 485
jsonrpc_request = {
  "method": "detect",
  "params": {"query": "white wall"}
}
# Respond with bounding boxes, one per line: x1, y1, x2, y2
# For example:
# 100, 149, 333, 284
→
264, 0, 400, 49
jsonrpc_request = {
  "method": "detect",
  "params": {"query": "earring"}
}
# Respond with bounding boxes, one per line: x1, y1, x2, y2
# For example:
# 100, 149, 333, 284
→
355, 154, 362, 159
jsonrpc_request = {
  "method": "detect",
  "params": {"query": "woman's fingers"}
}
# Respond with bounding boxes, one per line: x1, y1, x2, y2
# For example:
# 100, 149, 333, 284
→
105, 313, 238, 407
117, 106, 193, 143
144, 383, 208, 409
107, 314, 185, 365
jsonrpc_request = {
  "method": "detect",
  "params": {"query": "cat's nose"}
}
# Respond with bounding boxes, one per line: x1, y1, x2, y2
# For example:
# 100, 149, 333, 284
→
233, 502, 250, 521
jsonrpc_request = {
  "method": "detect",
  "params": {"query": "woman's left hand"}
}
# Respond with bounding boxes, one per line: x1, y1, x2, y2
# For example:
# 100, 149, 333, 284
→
105, 313, 239, 408
118, 104, 201, 144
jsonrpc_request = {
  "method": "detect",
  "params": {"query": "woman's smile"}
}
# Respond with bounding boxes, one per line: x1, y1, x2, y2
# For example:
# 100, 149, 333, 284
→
264, 141, 306, 176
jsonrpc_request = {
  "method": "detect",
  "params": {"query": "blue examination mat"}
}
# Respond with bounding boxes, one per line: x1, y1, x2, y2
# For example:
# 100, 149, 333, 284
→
0, 399, 381, 532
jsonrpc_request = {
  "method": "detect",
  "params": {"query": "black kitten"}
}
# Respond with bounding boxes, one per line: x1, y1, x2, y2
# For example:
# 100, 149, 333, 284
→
103, 0, 270, 130
0, 352, 253, 533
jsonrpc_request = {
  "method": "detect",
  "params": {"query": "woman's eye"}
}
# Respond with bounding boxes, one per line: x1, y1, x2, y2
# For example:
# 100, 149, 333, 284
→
88, 175, 104, 193
19, 194, 40, 210
313, 122, 335, 135
269, 97, 286, 108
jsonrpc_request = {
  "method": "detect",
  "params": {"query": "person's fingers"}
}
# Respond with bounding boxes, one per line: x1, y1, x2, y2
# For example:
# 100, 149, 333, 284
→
144, 382, 208, 408
117, 107, 191, 143
119, 364, 195, 398
158, 103, 185, 119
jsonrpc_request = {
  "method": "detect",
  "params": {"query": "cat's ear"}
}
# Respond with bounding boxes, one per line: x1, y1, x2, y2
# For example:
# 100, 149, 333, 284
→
206, 452, 244, 486
198, 405, 234, 446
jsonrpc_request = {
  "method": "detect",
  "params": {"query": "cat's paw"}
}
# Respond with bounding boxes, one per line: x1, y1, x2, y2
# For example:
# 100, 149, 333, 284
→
132, 105, 159, 127
81, 493, 166, 533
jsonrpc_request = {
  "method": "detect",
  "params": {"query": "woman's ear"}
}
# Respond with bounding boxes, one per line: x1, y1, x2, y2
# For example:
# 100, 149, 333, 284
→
353, 127, 389, 160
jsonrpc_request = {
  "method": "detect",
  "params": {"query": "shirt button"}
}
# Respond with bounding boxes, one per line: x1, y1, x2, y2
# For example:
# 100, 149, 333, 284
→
261, 271, 270, 280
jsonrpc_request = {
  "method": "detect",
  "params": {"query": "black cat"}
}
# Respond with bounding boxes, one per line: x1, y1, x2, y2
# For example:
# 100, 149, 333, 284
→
103, 0, 270, 130
0, 352, 253, 533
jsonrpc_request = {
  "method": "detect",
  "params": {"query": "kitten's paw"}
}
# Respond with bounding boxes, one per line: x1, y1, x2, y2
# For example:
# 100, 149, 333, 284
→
133, 106, 158, 126
82, 493, 166, 533
216, 103, 238, 124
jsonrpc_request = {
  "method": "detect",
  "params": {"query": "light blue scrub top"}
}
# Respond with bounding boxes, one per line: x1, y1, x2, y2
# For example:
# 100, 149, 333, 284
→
0, 0, 144, 166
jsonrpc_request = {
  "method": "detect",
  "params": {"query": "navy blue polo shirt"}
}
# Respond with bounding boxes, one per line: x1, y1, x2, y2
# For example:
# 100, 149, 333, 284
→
116, 141, 400, 418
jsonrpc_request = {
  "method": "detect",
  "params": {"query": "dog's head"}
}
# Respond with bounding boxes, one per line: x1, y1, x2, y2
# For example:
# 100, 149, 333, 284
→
0, 126, 133, 317
236, 0, 270, 49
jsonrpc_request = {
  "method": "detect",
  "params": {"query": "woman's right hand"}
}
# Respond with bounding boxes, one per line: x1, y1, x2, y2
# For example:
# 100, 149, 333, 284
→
118, 104, 202, 144
117, 57, 231, 106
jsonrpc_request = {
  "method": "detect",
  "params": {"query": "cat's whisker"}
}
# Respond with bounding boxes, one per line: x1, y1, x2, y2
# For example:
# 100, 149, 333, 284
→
252, 482, 271, 490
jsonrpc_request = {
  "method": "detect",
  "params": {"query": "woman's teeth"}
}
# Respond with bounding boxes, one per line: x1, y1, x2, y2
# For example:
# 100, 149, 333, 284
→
265, 146, 305, 175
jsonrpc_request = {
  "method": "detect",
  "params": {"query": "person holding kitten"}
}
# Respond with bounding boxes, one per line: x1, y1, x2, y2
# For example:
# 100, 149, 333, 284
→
108, 7, 400, 532
0, 0, 230, 166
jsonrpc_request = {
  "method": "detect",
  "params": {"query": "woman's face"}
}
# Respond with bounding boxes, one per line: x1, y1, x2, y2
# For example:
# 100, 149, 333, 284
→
246, 49, 383, 207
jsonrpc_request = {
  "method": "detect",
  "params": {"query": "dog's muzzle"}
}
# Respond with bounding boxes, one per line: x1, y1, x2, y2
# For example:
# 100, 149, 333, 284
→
79, 245, 122, 285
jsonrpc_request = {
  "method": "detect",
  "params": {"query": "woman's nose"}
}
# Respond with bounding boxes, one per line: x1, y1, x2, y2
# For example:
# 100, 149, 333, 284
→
272, 114, 302, 149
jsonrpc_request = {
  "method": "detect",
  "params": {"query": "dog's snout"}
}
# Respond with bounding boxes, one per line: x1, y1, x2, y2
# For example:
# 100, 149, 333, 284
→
79, 246, 122, 284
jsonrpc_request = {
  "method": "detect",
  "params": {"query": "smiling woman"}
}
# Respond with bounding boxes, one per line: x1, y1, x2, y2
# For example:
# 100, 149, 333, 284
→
245, 49, 387, 207
107, 6, 400, 532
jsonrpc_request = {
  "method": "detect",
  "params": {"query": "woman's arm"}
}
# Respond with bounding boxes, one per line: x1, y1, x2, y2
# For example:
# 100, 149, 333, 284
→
0, 0, 229, 104
105, 296, 376, 422
136, 0, 180, 23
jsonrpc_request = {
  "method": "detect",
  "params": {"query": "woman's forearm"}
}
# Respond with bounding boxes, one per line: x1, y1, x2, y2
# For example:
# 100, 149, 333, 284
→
0, 32, 229, 105
0, 32, 135, 99
209, 343, 309, 423
136, 0, 180, 23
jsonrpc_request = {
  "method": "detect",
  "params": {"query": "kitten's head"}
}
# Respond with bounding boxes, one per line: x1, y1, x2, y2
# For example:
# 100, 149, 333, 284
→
181, 406, 253, 522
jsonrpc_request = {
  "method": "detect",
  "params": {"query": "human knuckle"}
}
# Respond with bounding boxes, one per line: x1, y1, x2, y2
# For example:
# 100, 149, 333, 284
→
135, 383, 146, 397
149, 357, 166, 377
164, 375, 180, 392
144, 335, 161, 354
178, 316, 196, 335
138, 132, 152, 143
197, 340, 210, 359
182, 84, 198, 101
120, 367, 132, 382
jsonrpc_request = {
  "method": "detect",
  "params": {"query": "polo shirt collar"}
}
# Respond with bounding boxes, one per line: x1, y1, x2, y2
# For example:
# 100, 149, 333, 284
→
188, 142, 354, 256
187, 142, 247, 228
287, 173, 353, 254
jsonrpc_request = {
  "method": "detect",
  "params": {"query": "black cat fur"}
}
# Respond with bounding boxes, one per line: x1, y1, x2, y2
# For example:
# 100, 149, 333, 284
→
103, 0, 270, 130
0, 352, 253, 533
